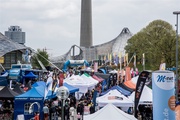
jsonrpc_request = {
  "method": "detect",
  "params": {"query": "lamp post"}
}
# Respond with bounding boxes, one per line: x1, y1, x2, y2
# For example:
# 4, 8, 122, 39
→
173, 11, 180, 102
56, 86, 69, 120
142, 53, 145, 70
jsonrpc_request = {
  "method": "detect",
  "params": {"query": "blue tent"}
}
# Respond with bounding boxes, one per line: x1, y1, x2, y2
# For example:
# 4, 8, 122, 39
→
63, 82, 79, 94
100, 85, 132, 96
31, 81, 79, 99
46, 83, 79, 99
23, 72, 38, 78
33, 81, 79, 93
0, 72, 8, 86
14, 85, 44, 120
32, 81, 46, 87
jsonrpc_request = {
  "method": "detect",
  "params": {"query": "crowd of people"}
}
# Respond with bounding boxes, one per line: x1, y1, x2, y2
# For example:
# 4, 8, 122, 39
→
0, 100, 14, 120
35, 66, 152, 120
0, 65, 153, 120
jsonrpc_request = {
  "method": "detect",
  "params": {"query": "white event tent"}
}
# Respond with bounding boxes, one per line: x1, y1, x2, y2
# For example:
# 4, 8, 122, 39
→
64, 74, 98, 94
84, 103, 137, 120
128, 85, 152, 104
131, 76, 139, 84
96, 89, 133, 107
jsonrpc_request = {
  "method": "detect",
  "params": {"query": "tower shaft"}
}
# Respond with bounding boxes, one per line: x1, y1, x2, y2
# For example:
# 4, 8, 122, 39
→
80, 0, 93, 47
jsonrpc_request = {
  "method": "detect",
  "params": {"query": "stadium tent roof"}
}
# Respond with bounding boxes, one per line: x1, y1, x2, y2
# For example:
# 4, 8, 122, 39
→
0, 33, 30, 57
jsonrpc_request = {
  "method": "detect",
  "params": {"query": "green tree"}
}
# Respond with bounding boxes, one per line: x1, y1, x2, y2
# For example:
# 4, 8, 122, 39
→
31, 49, 49, 69
125, 20, 176, 70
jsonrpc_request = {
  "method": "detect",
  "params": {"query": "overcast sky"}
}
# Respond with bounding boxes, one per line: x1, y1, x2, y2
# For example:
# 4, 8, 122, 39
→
0, 0, 180, 57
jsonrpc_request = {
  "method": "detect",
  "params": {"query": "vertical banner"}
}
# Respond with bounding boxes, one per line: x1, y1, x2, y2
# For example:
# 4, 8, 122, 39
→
134, 54, 136, 68
59, 73, 64, 87
152, 70, 175, 120
125, 67, 131, 81
159, 63, 166, 70
142, 53, 145, 70
109, 53, 112, 65
92, 90, 98, 109
134, 71, 150, 118
126, 53, 129, 66
124, 55, 126, 67
119, 52, 122, 71
121, 69, 125, 82
94, 62, 98, 72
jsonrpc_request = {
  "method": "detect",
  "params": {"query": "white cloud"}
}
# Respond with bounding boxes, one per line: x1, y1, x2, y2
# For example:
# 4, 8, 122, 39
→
0, 0, 180, 56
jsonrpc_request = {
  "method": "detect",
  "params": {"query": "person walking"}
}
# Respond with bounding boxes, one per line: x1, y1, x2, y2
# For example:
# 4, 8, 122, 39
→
76, 113, 81, 120
43, 104, 49, 120
69, 105, 75, 120
89, 104, 95, 114
34, 112, 40, 120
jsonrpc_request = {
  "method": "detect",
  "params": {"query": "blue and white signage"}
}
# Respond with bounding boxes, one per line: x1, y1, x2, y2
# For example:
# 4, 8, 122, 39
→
152, 70, 175, 120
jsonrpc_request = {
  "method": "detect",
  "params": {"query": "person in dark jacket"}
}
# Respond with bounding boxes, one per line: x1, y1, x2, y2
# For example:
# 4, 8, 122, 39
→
89, 104, 95, 114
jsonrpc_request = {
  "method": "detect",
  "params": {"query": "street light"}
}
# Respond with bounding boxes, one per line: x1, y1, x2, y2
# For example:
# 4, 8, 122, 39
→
56, 86, 69, 120
173, 11, 180, 102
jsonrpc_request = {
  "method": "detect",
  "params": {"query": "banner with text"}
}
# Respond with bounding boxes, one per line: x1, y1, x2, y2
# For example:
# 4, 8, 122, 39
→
152, 70, 175, 120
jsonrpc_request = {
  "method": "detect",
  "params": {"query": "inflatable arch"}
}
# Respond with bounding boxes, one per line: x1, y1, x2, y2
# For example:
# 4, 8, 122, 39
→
63, 60, 89, 71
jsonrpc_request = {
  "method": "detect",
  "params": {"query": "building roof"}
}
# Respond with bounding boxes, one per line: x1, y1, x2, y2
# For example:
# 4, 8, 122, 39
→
0, 32, 29, 57
50, 27, 133, 63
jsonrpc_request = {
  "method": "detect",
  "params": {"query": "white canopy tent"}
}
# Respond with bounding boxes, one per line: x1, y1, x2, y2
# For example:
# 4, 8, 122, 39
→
84, 103, 137, 120
64, 74, 98, 94
96, 89, 133, 107
128, 85, 152, 105
80, 73, 98, 89
131, 76, 139, 84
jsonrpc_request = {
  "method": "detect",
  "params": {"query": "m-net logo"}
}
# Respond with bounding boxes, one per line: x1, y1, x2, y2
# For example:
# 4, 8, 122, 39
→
154, 74, 174, 90
157, 75, 173, 82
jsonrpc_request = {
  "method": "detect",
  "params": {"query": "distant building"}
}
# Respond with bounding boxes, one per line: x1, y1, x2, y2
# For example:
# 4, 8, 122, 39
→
50, 27, 133, 68
50, 0, 133, 68
5, 26, 25, 44
0, 26, 29, 70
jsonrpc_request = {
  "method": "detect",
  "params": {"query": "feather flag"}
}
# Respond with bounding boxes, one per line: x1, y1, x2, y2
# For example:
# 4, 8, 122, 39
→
159, 63, 166, 70
119, 52, 122, 72
119, 52, 122, 62
45, 74, 59, 99
107, 53, 109, 61
134, 71, 150, 118
124, 55, 126, 67
104, 55, 106, 61
109, 53, 112, 65
126, 53, 128, 65
142, 53, 145, 65
134, 54, 136, 68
